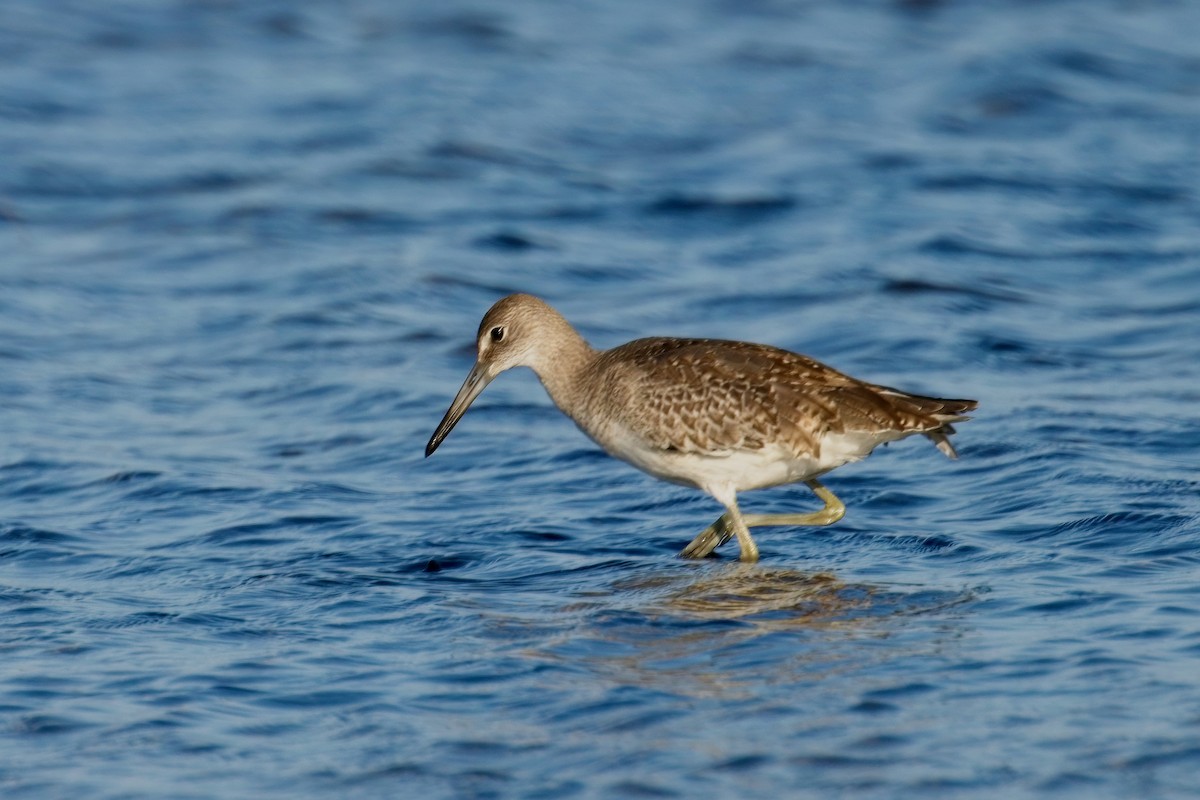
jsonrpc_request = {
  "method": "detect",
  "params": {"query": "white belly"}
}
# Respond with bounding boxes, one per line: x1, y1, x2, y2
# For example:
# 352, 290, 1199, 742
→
590, 422, 908, 494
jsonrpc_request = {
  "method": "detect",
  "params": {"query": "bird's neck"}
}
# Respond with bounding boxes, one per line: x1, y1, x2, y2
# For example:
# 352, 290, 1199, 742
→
529, 321, 597, 419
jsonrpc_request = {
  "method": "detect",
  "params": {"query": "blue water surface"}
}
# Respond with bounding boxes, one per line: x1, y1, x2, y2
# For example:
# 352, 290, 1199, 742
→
3, 1, 1200, 798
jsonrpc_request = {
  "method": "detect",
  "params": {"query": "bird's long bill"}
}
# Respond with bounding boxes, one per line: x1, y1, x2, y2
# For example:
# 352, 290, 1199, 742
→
425, 361, 493, 457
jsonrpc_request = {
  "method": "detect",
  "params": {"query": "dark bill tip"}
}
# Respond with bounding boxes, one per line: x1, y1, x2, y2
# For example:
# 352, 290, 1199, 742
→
424, 427, 448, 458
424, 362, 490, 459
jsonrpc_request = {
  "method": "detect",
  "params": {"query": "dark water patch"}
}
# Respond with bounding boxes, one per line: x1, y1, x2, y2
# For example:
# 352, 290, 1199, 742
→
644, 192, 797, 219
0, 525, 86, 564
512, 529, 573, 544
286, 127, 375, 155
862, 682, 937, 701
199, 524, 295, 548
1081, 180, 1188, 205
426, 140, 554, 172
1023, 593, 1124, 615
1071, 650, 1139, 670
1045, 48, 1124, 81
0, 458, 78, 475
9, 162, 273, 199
1057, 212, 1155, 238
917, 173, 1060, 195
5, 476, 94, 499
496, 201, 614, 223
271, 309, 354, 329
931, 73, 1081, 137
1041, 43, 1200, 96
0, 524, 80, 545
272, 92, 372, 119
265, 435, 372, 458
218, 203, 292, 229
1037, 771, 1107, 793
256, 690, 381, 710
406, 554, 476, 574
917, 173, 1189, 205
605, 779, 680, 798
311, 207, 414, 232
880, 277, 1029, 305
355, 156, 469, 181
409, 11, 520, 50
176, 611, 252, 629
713, 753, 774, 771
1123, 745, 1200, 770
0, 91, 92, 123
850, 699, 898, 714
861, 150, 921, 171
472, 230, 553, 252
88, 470, 162, 485
789, 751, 892, 769
894, 0, 950, 11
971, 333, 1081, 368
1094, 625, 1178, 642
258, 10, 309, 39
917, 234, 1028, 260
12, 714, 96, 735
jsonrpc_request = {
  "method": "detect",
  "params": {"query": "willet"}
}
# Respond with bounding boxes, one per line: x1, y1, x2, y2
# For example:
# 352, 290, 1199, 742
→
426, 294, 976, 562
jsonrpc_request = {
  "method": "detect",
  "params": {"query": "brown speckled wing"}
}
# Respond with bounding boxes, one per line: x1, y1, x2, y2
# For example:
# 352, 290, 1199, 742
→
593, 339, 828, 457
593, 338, 976, 459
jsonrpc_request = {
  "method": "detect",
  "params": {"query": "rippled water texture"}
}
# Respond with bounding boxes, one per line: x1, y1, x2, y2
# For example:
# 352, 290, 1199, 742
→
3, 1, 1200, 798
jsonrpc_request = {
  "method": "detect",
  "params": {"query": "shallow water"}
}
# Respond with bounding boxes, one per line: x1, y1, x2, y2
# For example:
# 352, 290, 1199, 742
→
3, 1, 1200, 797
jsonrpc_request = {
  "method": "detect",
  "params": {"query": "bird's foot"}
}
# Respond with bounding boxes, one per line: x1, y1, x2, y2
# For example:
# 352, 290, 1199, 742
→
679, 481, 844, 559
679, 514, 734, 559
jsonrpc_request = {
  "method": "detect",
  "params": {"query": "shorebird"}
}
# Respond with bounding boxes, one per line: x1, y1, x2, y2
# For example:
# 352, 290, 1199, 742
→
426, 294, 976, 562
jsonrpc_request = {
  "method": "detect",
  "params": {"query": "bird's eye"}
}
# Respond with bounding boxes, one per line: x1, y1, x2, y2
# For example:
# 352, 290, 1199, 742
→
490, 326, 505, 343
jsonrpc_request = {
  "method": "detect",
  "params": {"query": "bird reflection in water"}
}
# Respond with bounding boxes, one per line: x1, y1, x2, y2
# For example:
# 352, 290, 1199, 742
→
635, 565, 870, 626
534, 565, 974, 698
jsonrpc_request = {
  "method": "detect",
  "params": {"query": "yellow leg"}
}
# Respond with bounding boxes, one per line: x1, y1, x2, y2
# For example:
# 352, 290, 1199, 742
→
726, 499, 759, 563
679, 480, 844, 560
743, 479, 845, 528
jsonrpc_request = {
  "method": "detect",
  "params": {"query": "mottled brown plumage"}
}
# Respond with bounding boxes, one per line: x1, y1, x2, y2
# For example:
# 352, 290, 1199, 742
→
426, 293, 977, 562
583, 338, 974, 461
